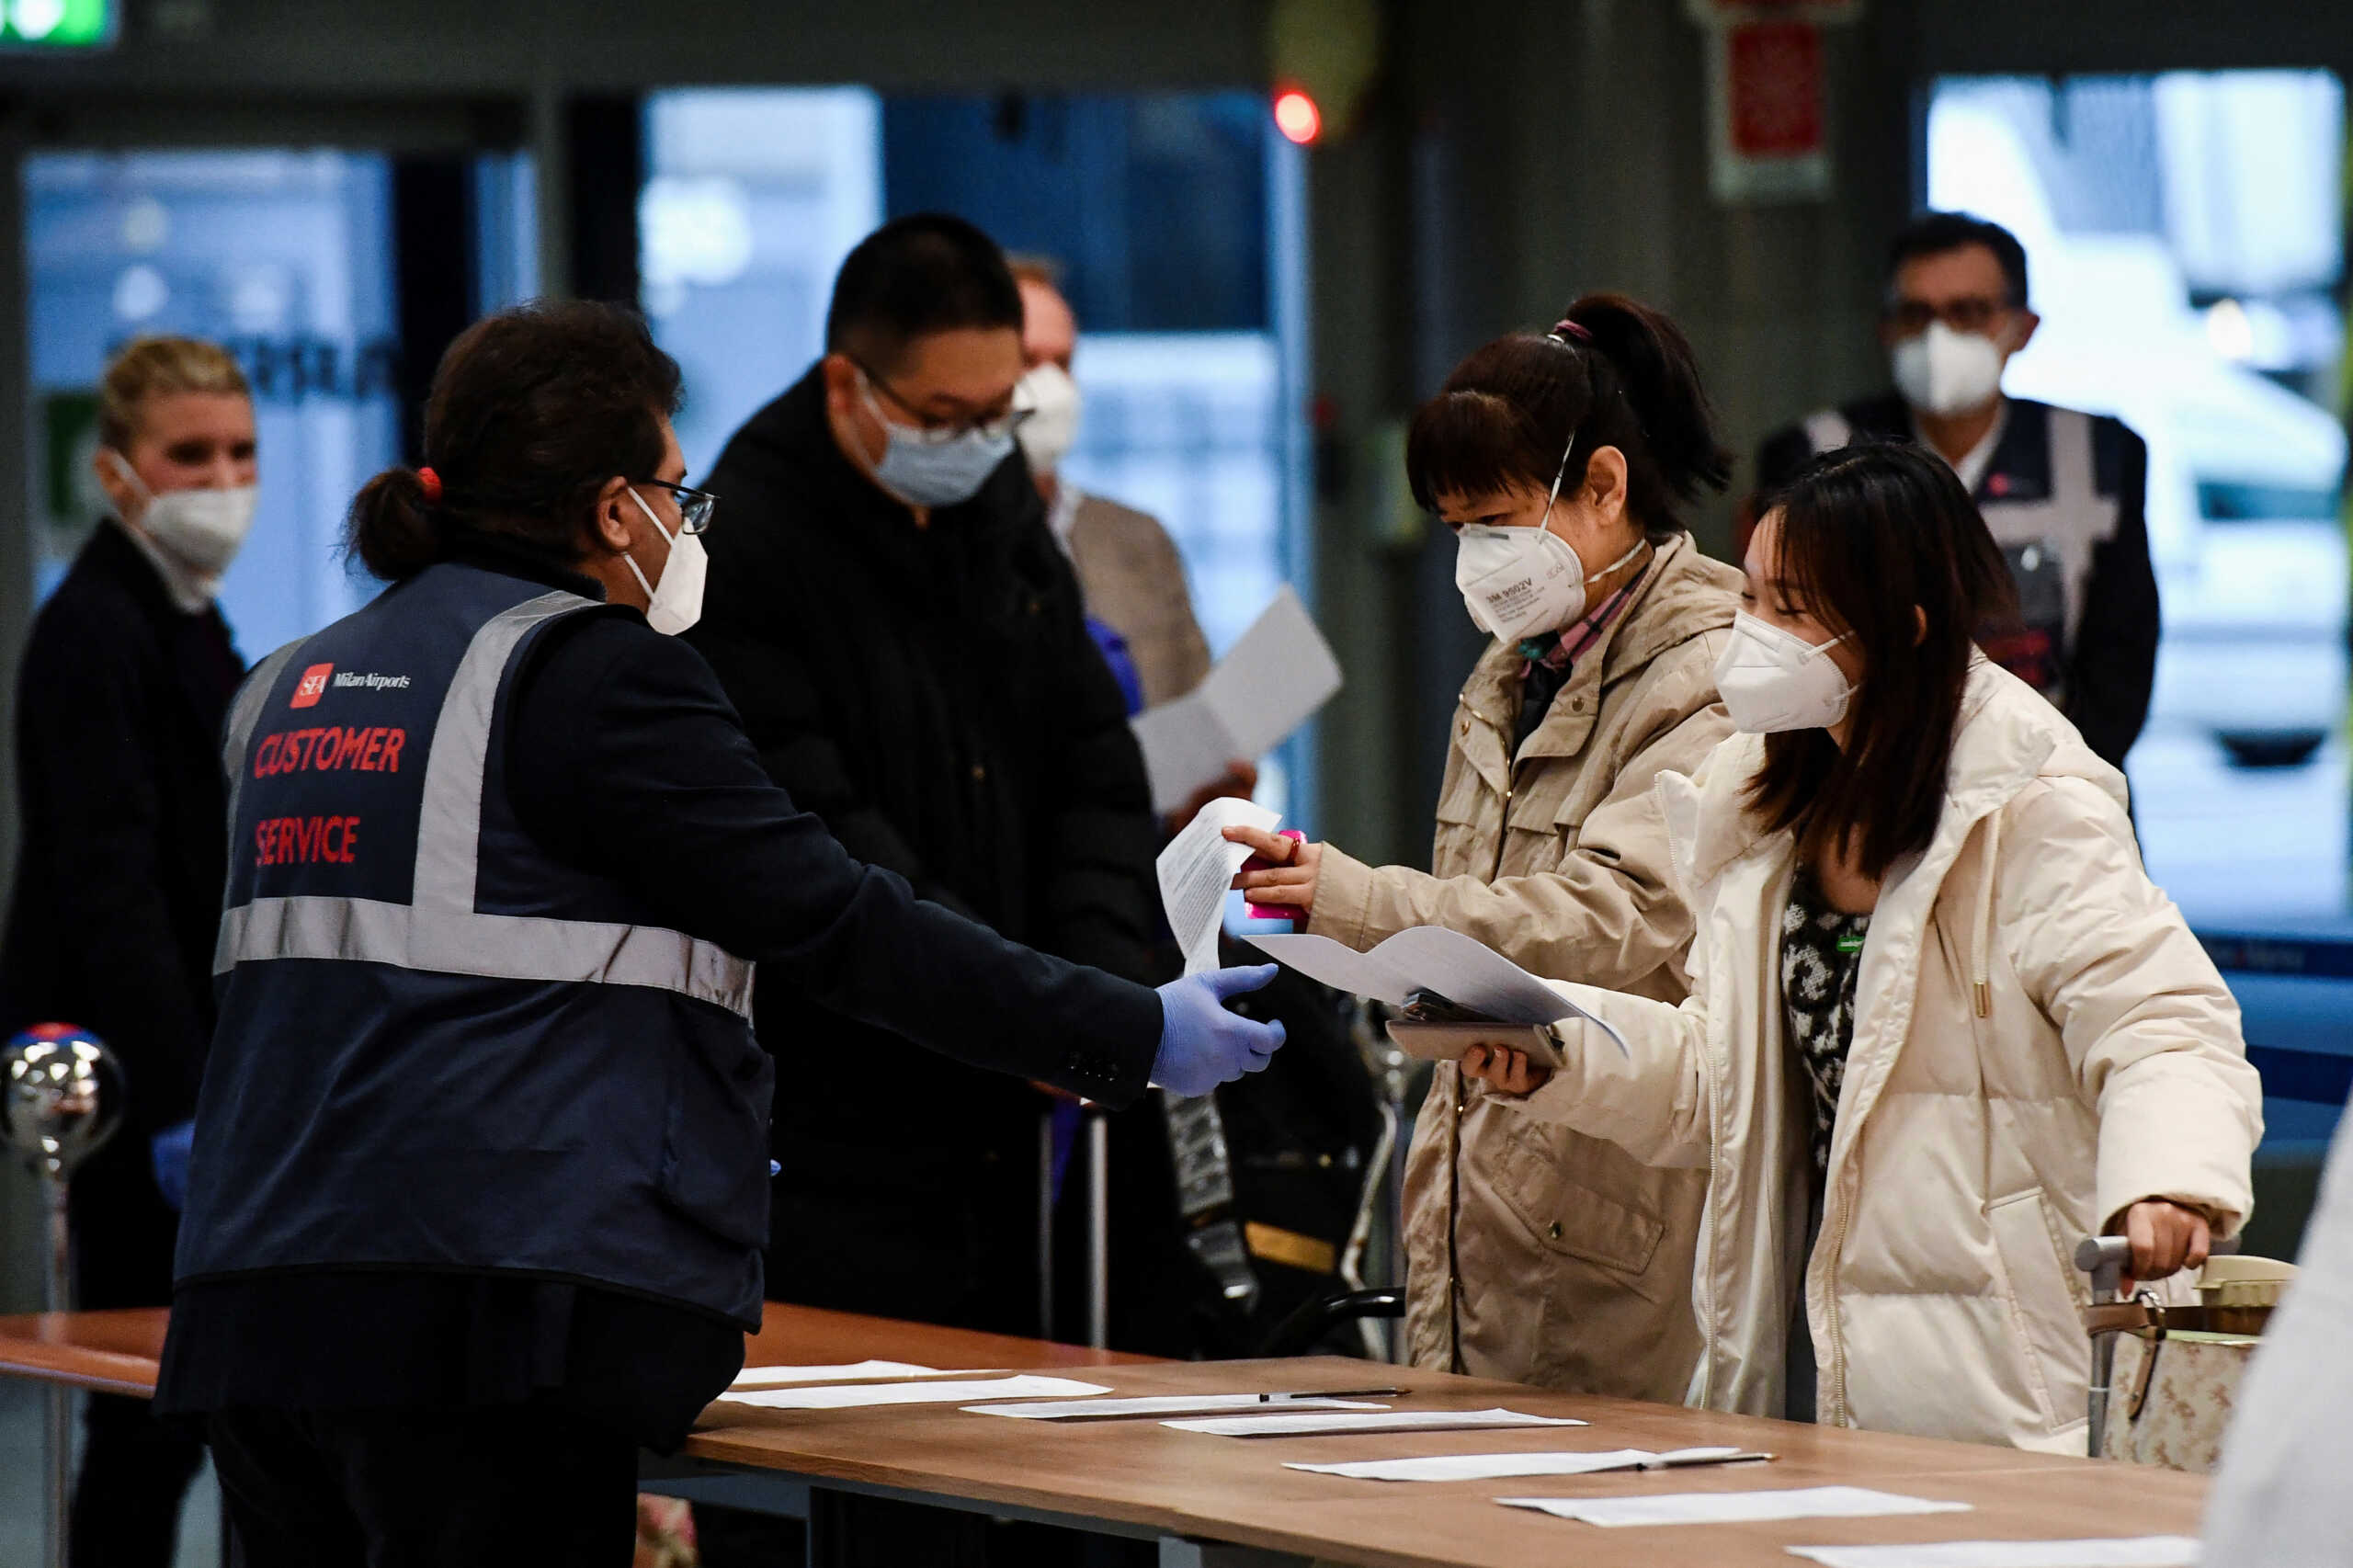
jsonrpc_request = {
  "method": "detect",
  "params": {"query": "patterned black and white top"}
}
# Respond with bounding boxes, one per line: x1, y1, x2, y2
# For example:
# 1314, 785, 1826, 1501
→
1780, 866, 1871, 1181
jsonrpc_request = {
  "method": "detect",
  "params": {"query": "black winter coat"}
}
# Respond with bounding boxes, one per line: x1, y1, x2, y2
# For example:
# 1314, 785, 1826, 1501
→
689, 367, 1166, 1330
0, 520, 244, 1305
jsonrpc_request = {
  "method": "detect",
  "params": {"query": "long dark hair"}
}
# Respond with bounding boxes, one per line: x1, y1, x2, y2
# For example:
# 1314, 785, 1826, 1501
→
1745, 440, 2016, 880
347, 300, 682, 581
1404, 292, 1733, 532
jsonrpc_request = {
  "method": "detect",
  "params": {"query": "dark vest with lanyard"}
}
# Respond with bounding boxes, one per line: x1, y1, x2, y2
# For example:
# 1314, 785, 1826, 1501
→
1801, 398, 2119, 707
176, 562, 771, 1326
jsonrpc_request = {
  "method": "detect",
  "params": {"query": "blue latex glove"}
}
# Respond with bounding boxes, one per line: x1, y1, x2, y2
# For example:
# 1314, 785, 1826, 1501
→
150, 1120, 195, 1213
1152, 965, 1287, 1096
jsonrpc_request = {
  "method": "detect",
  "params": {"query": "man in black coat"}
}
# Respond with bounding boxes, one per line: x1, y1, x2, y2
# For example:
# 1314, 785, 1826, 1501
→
688, 214, 1176, 1346
0, 342, 253, 1567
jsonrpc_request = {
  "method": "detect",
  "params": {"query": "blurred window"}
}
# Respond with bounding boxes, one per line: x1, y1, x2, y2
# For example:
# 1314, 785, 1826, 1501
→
1929, 72, 2348, 926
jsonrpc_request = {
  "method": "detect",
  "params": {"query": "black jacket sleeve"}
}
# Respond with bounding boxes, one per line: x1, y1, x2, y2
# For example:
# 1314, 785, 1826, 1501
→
15, 621, 208, 1131
1023, 550, 1166, 986
682, 625, 982, 923
2066, 424, 2161, 767
504, 614, 1163, 1106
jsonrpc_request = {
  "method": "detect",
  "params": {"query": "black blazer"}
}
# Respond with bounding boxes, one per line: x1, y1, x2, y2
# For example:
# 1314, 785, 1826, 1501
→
0, 521, 244, 1138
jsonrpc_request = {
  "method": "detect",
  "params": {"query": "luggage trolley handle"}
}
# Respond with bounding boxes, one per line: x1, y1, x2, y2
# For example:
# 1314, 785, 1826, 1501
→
2075, 1232, 2235, 1458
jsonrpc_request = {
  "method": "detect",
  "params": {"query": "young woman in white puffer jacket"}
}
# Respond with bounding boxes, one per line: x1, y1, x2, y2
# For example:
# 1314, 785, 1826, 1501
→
1461, 440, 2261, 1452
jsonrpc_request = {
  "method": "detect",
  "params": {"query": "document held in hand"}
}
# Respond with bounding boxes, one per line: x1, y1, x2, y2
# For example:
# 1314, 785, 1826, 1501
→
1158, 797, 1282, 976
1131, 586, 1342, 814
1246, 925, 1628, 1053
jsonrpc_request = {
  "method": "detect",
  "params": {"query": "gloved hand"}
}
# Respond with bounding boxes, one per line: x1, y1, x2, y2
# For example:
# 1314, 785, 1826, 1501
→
1152, 964, 1287, 1097
151, 1119, 195, 1213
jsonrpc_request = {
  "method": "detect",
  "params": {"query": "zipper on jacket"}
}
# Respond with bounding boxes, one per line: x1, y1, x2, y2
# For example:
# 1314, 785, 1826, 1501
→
1448, 708, 1510, 1377
1446, 1066, 1466, 1373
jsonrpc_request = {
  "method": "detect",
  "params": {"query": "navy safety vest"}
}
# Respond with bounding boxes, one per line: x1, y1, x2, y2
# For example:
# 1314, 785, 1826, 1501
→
176, 562, 771, 1326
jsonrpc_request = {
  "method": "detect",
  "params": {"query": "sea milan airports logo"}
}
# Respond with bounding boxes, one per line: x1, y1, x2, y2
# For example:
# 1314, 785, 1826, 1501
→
290, 664, 334, 709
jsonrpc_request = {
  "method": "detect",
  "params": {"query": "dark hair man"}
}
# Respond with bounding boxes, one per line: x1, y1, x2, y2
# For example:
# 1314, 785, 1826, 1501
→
1756, 210, 2159, 768
686, 215, 1175, 1352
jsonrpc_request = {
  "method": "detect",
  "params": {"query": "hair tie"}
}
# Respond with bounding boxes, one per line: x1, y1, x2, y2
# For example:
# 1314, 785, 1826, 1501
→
1550, 318, 1594, 344
416, 466, 443, 505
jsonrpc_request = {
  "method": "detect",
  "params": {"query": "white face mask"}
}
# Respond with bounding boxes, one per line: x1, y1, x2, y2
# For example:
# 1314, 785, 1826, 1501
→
104, 449, 258, 581
1890, 321, 2006, 419
1712, 611, 1854, 734
620, 488, 707, 636
858, 375, 1017, 510
1454, 528, 1645, 643
1014, 363, 1082, 474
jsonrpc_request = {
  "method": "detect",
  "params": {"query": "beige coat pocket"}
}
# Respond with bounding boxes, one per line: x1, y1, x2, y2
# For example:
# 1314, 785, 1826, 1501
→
1985, 1187, 2086, 1435
1489, 1119, 1667, 1287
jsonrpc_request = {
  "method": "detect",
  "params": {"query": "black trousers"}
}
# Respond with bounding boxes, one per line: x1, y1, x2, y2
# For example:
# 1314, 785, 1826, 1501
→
207, 1403, 637, 1568
70, 1139, 206, 1568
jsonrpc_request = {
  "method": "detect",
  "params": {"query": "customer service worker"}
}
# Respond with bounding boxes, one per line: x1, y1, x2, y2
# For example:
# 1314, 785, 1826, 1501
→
1459, 441, 2256, 1450
156, 301, 1283, 1568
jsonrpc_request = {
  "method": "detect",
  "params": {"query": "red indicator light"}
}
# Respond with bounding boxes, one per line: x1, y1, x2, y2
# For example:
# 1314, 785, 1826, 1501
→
1273, 89, 1323, 145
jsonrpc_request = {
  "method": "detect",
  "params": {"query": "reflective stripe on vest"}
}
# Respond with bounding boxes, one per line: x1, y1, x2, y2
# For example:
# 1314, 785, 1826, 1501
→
215, 590, 756, 1018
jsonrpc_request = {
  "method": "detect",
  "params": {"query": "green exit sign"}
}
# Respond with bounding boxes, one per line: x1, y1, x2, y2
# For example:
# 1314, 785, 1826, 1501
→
1, 0, 114, 47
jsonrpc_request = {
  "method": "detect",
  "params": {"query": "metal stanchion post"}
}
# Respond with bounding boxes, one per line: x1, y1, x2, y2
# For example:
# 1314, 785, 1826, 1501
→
42, 1168, 73, 1568
1086, 1111, 1110, 1349
3, 1027, 125, 1568
1037, 1111, 1057, 1342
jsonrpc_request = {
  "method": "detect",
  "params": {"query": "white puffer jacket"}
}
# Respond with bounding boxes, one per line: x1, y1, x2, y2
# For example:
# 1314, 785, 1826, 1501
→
1510, 659, 2261, 1450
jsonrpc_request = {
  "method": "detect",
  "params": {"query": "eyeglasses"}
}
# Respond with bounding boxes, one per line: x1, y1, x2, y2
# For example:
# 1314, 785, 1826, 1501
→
1883, 294, 2014, 337
857, 363, 1032, 444
636, 479, 719, 535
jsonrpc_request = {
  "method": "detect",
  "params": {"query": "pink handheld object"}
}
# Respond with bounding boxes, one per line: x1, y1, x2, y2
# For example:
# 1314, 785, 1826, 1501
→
1245, 829, 1307, 923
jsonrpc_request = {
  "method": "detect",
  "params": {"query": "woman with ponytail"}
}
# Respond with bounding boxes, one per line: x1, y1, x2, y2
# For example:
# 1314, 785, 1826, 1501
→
1224, 294, 1742, 1398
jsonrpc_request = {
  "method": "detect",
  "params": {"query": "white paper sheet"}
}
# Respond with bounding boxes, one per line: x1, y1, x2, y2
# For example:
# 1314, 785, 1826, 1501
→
1164, 1407, 1587, 1438
967, 1394, 1387, 1421
1248, 926, 1629, 1052
1288, 1448, 1745, 1483
719, 1375, 1110, 1411
1786, 1540, 2200, 1568
1130, 586, 1341, 813
1156, 798, 1282, 976
727, 1360, 947, 1389
1499, 1486, 1972, 1529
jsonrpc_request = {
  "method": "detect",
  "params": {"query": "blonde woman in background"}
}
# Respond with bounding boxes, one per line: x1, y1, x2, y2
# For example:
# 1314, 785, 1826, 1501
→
0, 336, 257, 1563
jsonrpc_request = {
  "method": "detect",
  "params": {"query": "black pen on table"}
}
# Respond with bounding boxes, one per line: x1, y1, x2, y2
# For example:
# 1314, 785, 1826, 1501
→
1256, 1387, 1407, 1403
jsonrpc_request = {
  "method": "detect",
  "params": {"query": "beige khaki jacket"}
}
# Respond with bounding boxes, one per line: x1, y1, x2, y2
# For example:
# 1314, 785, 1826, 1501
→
1514, 660, 2261, 1449
1063, 490, 1212, 710
1311, 533, 1741, 1394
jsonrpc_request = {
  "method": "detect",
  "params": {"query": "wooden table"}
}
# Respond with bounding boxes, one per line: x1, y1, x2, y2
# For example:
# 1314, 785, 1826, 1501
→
676, 1352, 2210, 1568
0, 1309, 2208, 1568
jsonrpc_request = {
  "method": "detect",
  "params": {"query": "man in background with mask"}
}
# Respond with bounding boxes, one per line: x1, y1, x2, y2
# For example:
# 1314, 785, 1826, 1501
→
689, 216, 1169, 1358
1009, 257, 1258, 819
1756, 210, 2157, 767
0, 335, 254, 1566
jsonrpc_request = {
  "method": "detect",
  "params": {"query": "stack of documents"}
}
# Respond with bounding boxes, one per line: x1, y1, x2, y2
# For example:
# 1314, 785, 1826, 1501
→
1288, 1448, 1753, 1482
1499, 1486, 1972, 1528
1784, 1541, 2200, 1568
1165, 1407, 1586, 1439
968, 1393, 1387, 1421
726, 1360, 961, 1389
1245, 925, 1627, 1054
721, 1375, 1111, 1411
